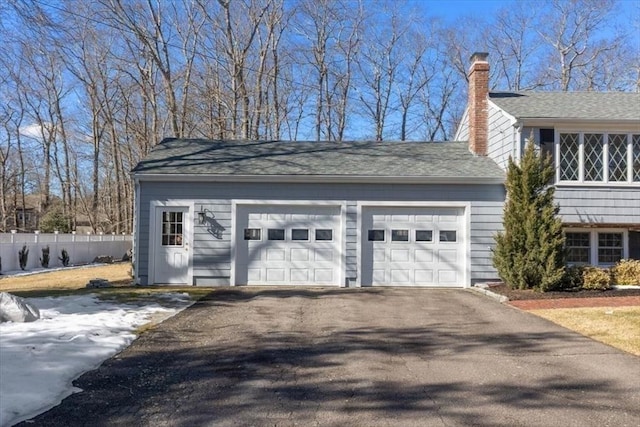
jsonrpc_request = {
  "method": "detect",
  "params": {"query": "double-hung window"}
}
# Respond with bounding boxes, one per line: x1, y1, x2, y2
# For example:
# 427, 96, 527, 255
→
565, 230, 626, 266
557, 132, 640, 184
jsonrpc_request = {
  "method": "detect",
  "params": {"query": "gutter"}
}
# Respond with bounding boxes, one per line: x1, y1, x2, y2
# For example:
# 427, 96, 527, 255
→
132, 174, 505, 185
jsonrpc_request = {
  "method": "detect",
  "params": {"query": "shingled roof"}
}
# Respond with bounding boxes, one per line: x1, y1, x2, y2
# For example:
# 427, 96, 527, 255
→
489, 91, 640, 121
132, 139, 504, 182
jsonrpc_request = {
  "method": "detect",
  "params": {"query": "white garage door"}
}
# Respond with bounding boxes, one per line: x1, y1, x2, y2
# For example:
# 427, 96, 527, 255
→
362, 207, 465, 287
235, 205, 341, 285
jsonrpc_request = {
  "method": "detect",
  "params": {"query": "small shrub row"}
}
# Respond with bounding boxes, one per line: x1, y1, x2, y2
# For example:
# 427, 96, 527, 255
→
14, 246, 71, 271
555, 259, 640, 291
612, 259, 640, 286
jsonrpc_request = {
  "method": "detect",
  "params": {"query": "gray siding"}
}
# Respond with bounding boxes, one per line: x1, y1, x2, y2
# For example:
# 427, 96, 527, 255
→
470, 202, 504, 282
487, 102, 515, 170
454, 110, 469, 141
555, 187, 640, 225
136, 181, 505, 285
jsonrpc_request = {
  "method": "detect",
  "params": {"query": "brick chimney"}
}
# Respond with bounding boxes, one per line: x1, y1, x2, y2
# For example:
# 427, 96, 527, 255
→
467, 52, 489, 156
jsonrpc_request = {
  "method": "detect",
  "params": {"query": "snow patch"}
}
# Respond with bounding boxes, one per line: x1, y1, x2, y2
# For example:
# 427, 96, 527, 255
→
0, 293, 193, 426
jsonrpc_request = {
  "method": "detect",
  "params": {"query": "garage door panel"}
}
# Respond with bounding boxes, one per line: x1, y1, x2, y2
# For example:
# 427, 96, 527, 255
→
373, 249, 386, 261
438, 270, 457, 284
291, 248, 309, 261
315, 248, 334, 262
314, 269, 334, 283
266, 268, 286, 282
415, 249, 433, 262
438, 249, 458, 262
415, 270, 434, 284
390, 249, 410, 262
266, 248, 286, 261
391, 269, 410, 283
372, 269, 386, 283
363, 206, 464, 287
237, 205, 341, 286
291, 269, 309, 282
247, 268, 261, 282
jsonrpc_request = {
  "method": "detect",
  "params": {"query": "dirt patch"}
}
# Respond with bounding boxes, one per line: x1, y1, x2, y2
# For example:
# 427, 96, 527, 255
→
0, 263, 133, 292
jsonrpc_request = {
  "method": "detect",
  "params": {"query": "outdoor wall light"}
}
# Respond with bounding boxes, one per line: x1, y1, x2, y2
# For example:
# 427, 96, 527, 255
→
198, 208, 207, 224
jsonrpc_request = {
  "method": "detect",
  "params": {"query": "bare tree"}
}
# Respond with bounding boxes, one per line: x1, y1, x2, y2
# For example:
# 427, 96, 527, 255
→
486, 3, 541, 90
538, 0, 622, 91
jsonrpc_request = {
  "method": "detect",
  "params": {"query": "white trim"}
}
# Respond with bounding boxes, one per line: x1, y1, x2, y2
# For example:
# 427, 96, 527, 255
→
231, 200, 346, 287
148, 200, 195, 285
356, 201, 471, 288
135, 174, 504, 185
488, 99, 518, 124
564, 227, 629, 267
133, 178, 141, 285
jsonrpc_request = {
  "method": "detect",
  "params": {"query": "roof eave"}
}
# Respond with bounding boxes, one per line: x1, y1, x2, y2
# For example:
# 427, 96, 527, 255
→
511, 118, 640, 129
133, 173, 504, 185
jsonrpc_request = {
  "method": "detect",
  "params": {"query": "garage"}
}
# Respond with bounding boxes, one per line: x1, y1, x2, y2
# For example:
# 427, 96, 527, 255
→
361, 206, 466, 287
234, 204, 342, 285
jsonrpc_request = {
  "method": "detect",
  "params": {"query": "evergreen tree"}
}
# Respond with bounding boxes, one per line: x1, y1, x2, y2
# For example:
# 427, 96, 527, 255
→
493, 139, 565, 291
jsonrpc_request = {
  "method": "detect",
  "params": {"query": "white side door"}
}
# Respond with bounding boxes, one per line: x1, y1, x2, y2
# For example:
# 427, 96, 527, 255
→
153, 207, 190, 284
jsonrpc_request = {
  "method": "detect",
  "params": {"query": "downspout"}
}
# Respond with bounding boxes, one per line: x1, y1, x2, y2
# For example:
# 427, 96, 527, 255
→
513, 121, 523, 163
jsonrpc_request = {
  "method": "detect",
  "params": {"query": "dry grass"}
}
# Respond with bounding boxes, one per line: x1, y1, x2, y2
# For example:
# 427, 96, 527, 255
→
0, 263, 214, 302
531, 306, 640, 356
0, 263, 134, 292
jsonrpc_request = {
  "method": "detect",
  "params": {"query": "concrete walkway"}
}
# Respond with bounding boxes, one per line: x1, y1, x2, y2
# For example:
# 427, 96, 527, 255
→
19, 288, 640, 427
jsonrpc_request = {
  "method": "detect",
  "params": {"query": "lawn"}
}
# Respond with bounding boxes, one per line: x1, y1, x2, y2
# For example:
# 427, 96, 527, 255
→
0, 263, 212, 300
0, 263, 133, 292
531, 306, 640, 356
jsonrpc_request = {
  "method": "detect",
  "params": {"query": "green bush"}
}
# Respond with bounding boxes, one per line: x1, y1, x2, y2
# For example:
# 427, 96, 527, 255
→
493, 139, 565, 291
611, 259, 640, 286
557, 265, 585, 290
582, 267, 612, 290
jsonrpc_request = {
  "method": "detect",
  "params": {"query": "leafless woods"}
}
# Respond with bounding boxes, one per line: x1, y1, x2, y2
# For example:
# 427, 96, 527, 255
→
0, 0, 637, 233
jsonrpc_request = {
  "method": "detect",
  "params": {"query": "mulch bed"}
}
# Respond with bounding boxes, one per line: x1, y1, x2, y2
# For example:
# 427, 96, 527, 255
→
486, 283, 640, 310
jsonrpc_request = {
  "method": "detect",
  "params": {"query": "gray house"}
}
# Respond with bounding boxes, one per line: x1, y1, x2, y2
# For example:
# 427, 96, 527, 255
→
132, 52, 640, 287
456, 53, 640, 267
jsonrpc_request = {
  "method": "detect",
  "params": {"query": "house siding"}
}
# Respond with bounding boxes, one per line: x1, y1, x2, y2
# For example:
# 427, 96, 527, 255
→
555, 187, 640, 225
136, 181, 505, 286
487, 102, 515, 170
454, 109, 469, 141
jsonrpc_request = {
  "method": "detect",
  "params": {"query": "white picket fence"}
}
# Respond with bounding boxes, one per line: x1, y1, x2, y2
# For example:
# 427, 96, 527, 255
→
0, 232, 133, 273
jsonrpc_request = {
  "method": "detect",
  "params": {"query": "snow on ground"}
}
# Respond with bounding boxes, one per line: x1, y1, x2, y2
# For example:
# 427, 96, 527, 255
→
0, 293, 193, 427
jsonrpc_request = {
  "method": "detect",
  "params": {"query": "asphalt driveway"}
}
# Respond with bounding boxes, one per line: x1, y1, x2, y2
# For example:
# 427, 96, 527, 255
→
20, 288, 640, 427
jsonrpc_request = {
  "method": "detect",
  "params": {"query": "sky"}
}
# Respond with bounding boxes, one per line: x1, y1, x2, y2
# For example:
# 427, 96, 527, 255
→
0, 292, 193, 426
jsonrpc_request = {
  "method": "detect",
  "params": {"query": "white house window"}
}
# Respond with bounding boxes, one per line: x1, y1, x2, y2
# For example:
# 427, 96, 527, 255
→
583, 133, 603, 181
564, 229, 627, 266
565, 232, 590, 264
598, 233, 623, 264
608, 134, 627, 182
558, 132, 639, 184
559, 133, 579, 181
633, 134, 640, 182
